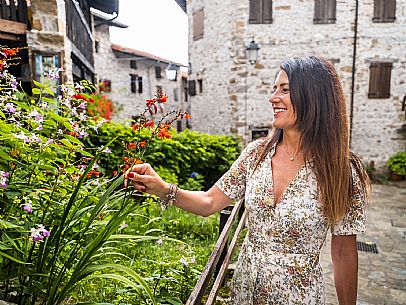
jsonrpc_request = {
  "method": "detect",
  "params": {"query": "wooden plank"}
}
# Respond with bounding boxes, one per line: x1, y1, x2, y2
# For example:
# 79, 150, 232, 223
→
0, 19, 26, 34
10, 0, 16, 21
17, 0, 28, 23
206, 210, 247, 305
1, 0, 9, 20
186, 200, 244, 305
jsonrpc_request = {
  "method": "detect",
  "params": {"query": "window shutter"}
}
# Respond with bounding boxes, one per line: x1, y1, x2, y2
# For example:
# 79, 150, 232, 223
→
130, 74, 137, 93
262, 0, 273, 24
130, 60, 137, 69
193, 9, 204, 40
314, 0, 322, 23
188, 80, 196, 96
373, 0, 383, 22
138, 76, 143, 93
380, 63, 392, 98
385, 0, 396, 22
249, 0, 261, 24
368, 63, 379, 98
155, 65, 162, 79
327, 0, 336, 23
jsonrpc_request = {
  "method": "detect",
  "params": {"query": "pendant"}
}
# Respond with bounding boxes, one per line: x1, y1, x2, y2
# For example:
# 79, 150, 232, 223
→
290, 157, 294, 161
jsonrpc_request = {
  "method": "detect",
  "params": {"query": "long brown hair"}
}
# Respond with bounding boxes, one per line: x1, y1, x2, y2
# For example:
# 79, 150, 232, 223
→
256, 56, 370, 225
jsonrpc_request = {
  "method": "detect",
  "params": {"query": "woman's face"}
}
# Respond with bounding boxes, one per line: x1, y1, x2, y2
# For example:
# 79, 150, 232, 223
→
269, 70, 297, 131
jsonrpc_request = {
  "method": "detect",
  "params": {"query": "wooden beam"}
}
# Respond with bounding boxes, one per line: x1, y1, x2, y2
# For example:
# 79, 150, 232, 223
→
0, 19, 26, 35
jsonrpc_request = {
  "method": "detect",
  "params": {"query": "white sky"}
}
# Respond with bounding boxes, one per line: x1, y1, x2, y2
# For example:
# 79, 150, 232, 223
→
110, 0, 188, 66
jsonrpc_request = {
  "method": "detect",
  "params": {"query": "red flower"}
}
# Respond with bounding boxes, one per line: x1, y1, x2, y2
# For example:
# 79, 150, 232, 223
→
157, 125, 172, 139
72, 94, 86, 100
0, 60, 4, 71
139, 140, 147, 148
144, 121, 154, 127
131, 124, 140, 131
3, 48, 18, 57
156, 95, 168, 103
146, 99, 155, 107
112, 170, 118, 175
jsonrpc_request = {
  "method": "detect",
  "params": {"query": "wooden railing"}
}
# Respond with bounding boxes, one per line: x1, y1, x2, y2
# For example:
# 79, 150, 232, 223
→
186, 200, 246, 304
0, 0, 28, 24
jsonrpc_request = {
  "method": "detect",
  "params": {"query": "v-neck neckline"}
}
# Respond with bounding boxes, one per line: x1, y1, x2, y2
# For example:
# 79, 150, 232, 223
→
268, 142, 308, 207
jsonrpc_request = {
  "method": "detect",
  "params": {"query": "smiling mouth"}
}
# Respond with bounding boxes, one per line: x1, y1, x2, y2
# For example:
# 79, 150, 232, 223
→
273, 108, 287, 114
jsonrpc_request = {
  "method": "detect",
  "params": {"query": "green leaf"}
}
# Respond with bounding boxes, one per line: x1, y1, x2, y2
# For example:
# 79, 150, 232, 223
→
32, 88, 42, 95
0, 219, 22, 229
33, 79, 42, 87
0, 149, 13, 161
44, 87, 55, 97
0, 251, 30, 264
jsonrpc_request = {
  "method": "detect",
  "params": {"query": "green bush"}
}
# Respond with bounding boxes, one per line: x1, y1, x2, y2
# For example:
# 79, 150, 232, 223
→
84, 121, 241, 190
387, 151, 406, 176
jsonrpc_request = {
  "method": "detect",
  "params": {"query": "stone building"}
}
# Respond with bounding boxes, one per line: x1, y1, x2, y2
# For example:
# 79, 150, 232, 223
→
0, 0, 119, 91
186, 0, 406, 166
93, 16, 189, 128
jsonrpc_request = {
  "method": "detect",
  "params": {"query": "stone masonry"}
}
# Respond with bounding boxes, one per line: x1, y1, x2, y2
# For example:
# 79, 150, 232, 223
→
93, 23, 188, 126
187, 0, 406, 166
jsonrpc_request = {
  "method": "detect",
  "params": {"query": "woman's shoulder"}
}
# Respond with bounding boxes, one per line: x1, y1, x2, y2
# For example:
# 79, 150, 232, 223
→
242, 138, 267, 156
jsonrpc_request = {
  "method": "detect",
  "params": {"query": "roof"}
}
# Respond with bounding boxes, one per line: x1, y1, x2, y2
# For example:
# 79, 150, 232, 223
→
111, 44, 185, 67
92, 11, 128, 28
88, 0, 119, 15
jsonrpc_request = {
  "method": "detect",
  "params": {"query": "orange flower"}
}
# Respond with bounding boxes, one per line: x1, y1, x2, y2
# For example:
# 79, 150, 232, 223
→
135, 159, 144, 164
112, 170, 118, 175
157, 125, 172, 139
185, 113, 191, 119
69, 131, 78, 137
139, 140, 147, 148
144, 121, 154, 127
0, 60, 4, 71
3, 48, 18, 57
156, 95, 168, 103
131, 124, 140, 131
128, 142, 137, 149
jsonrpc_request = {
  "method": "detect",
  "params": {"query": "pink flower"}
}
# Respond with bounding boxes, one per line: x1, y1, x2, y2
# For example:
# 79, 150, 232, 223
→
22, 203, 33, 213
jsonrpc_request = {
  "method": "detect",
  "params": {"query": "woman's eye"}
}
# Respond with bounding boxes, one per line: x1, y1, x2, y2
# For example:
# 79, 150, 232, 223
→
282, 88, 290, 93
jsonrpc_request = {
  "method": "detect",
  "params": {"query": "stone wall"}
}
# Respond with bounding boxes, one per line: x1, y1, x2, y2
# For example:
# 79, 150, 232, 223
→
93, 24, 188, 126
187, 0, 406, 166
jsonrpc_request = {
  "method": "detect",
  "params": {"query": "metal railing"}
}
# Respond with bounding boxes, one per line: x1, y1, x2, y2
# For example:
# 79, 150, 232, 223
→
186, 200, 246, 304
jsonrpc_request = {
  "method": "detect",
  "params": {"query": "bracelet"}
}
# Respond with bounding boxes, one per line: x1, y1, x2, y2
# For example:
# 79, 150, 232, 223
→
158, 183, 179, 211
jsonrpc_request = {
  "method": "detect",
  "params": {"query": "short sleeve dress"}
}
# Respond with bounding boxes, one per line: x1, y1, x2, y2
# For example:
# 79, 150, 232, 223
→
215, 140, 366, 305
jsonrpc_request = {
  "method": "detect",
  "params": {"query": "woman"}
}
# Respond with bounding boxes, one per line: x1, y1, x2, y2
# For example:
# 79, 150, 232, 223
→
125, 56, 370, 304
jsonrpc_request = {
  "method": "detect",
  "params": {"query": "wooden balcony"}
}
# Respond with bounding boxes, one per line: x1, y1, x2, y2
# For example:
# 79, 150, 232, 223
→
0, 0, 28, 40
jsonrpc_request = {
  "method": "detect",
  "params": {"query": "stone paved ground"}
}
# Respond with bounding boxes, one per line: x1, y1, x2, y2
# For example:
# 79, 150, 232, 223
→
321, 181, 406, 305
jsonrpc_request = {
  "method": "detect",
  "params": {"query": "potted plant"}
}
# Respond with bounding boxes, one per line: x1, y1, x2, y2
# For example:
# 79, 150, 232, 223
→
387, 151, 406, 181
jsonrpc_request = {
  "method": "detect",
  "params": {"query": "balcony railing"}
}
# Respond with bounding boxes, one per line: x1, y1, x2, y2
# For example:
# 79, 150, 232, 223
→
186, 200, 246, 304
0, 0, 28, 24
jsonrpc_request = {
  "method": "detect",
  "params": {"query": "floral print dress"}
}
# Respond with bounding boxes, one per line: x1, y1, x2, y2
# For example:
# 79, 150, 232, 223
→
215, 140, 366, 305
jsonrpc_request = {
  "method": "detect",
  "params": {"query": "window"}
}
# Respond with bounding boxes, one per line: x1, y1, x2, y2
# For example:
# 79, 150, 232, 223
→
188, 80, 196, 96
34, 53, 61, 94
130, 74, 137, 93
95, 41, 99, 53
182, 77, 188, 101
155, 65, 162, 79
193, 9, 204, 40
249, 0, 272, 24
197, 79, 203, 93
314, 0, 336, 24
252, 128, 269, 140
368, 62, 392, 99
130, 60, 137, 69
173, 88, 179, 101
373, 0, 396, 23
177, 120, 183, 132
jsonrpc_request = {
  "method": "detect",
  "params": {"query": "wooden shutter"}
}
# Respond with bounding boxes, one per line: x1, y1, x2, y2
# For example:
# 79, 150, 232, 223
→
130, 60, 137, 69
130, 74, 137, 93
385, 0, 396, 22
155, 65, 161, 79
193, 9, 204, 40
188, 80, 196, 96
373, 0, 384, 22
262, 0, 273, 24
249, 0, 261, 24
138, 76, 143, 93
314, 0, 322, 23
368, 63, 392, 98
379, 63, 392, 98
327, 0, 336, 23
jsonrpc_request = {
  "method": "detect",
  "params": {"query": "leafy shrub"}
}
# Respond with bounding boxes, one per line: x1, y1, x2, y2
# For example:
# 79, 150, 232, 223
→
85, 122, 241, 190
387, 151, 406, 176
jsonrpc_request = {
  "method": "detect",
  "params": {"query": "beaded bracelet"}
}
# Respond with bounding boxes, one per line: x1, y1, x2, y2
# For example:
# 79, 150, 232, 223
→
158, 183, 179, 211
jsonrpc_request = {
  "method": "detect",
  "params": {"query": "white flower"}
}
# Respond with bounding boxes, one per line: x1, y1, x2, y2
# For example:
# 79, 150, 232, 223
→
156, 239, 163, 246
179, 256, 188, 266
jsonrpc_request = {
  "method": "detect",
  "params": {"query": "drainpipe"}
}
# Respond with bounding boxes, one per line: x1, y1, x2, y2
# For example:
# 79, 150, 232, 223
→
349, 0, 359, 148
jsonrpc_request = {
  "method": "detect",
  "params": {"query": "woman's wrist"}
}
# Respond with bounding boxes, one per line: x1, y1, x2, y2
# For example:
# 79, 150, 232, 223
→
158, 183, 179, 210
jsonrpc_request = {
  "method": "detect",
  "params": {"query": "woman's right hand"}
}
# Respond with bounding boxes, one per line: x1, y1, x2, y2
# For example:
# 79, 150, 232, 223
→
124, 163, 169, 198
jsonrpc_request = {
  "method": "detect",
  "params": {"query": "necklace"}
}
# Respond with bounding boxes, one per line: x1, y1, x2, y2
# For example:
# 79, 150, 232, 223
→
282, 141, 299, 161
